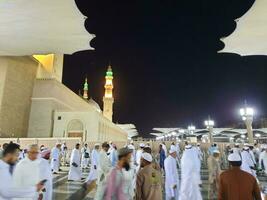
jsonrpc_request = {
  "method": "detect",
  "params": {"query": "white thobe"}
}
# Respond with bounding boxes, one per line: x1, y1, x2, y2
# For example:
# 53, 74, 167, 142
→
95, 150, 112, 200
86, 149, 99, 183
164, 156, 179, 200
0, 149, 3, 159
135, 149, 143, 172
233, 147, 240, 155
176, 144, 180, 156
61, 144, 66, 152
128, 144, 136, 163
135, 149, 142, 165
108, 146, 114, 162
50, 147, 60, 173
39, 159, 53, 200
122, 167, 135, 200
170, 145, 176, 151
81, 147, 90, 168
162, 144, 168, 157
241, 151, 256, 177
260, 151, 267, 175
0, 160, 36, 200
13, 157, 42, 200
68, 149, 82, 181
197, 147, 203, 161
18, 151, 26, 161
180, 148, 202, 200
249, 150, 256, 165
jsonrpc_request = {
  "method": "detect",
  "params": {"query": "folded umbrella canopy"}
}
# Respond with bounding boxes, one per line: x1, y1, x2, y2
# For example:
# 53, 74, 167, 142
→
0, 0, 94, 55
221, 0, 267, 56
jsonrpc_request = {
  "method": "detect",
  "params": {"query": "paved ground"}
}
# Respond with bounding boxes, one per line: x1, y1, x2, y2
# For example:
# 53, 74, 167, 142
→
52, 167, 90, 200
52, 166, 267, 200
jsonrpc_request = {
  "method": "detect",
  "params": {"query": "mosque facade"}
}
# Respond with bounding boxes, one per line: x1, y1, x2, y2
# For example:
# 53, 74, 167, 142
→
0, 54, 128, 142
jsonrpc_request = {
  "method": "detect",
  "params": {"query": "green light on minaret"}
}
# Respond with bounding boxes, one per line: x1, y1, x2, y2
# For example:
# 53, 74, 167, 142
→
106, 66, 113, 77
83, 78, 88, 90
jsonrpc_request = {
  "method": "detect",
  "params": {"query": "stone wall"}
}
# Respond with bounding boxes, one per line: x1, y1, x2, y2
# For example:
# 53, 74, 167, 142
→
0, 56, 38, 137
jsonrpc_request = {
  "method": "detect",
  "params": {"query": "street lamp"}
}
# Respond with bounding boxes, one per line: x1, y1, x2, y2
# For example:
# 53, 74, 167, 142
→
204, 117, 215, 144
240, 104, 254, 143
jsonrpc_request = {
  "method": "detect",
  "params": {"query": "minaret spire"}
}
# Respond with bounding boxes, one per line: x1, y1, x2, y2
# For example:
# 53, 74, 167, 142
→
83, 76, 89, 99
103, 65, 114, 121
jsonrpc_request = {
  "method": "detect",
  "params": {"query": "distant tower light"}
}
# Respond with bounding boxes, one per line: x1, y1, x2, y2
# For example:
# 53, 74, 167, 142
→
103, 65, 114, 121
83, 77, 89, 99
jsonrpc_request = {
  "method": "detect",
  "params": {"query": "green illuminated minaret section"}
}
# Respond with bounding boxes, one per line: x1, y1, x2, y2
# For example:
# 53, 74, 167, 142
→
103, 65, 114, 121
83, 77, 89, 99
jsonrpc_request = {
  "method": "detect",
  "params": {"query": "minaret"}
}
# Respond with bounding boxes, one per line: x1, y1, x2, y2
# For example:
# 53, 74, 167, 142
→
103, 65, 114, 121
83, 77, 89, 99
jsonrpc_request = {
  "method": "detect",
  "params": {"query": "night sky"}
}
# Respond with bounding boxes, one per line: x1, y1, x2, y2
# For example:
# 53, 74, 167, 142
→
63, 0, 267, 136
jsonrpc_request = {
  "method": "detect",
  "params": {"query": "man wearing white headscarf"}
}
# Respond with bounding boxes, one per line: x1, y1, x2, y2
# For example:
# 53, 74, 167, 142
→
207, 149, 221, 200
13, 144, 51, 200
136, 153, 162, 200
40, 149, 53, 200
241, 146, 256, 177
180, 145, 202, 200
162, 142, 168, 157
128, 141, 136, 163
81, 143, 90, 169
50, 143, 61, 174
135, 143, 145, 172
259, 145, 267, 175
164, 147, 179, 200
85, 144, 100, 185
68, 143, 82, 181
95, 142, 112, 200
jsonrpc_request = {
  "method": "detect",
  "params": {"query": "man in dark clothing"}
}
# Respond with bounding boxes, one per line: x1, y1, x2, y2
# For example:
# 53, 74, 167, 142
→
218, 153, 261, 200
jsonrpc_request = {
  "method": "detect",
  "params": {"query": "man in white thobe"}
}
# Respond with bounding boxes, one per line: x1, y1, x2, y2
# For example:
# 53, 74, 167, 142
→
162, 142, 168, 157
164, 147, 179, 200
241, 146, 256, 177
128, 141, 136, 163
180, 145, 202, 200
95, 142, 112, 200
0, 143, 44, 200
196, 143, 203, 161
249, 145, 257, 166
50, 143, 61, 174
259, 146, 267, 175
40, 149, 53, 200
107, 141, 114, 161
85, 144, 100, 185
81, 143, 90, 169
135, 143, 145, 172
61, 142, 68, 166
176, 143, 180, 157
233, 143, 241, 155
68, 143, 82, 181
13, 144, 50, 200
126, 144, 137, 198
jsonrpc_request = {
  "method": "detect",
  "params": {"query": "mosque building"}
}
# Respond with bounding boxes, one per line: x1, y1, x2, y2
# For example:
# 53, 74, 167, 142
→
0, 54, 128, 142
0, 1, 136, 142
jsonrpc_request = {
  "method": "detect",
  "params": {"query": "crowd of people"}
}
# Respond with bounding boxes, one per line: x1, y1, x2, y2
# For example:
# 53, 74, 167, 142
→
0, 140, 267, 199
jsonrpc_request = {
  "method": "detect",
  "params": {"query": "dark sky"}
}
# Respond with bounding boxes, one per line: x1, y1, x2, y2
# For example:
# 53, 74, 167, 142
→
63, 0, 267, 136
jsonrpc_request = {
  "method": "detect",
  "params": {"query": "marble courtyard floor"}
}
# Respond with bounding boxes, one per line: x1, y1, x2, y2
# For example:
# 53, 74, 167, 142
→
52, 167, 267, 200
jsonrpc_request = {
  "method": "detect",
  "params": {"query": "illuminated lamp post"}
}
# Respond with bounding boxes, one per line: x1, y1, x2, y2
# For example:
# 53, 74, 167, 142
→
204, 117, 215, 144
240, 104, 254, 144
